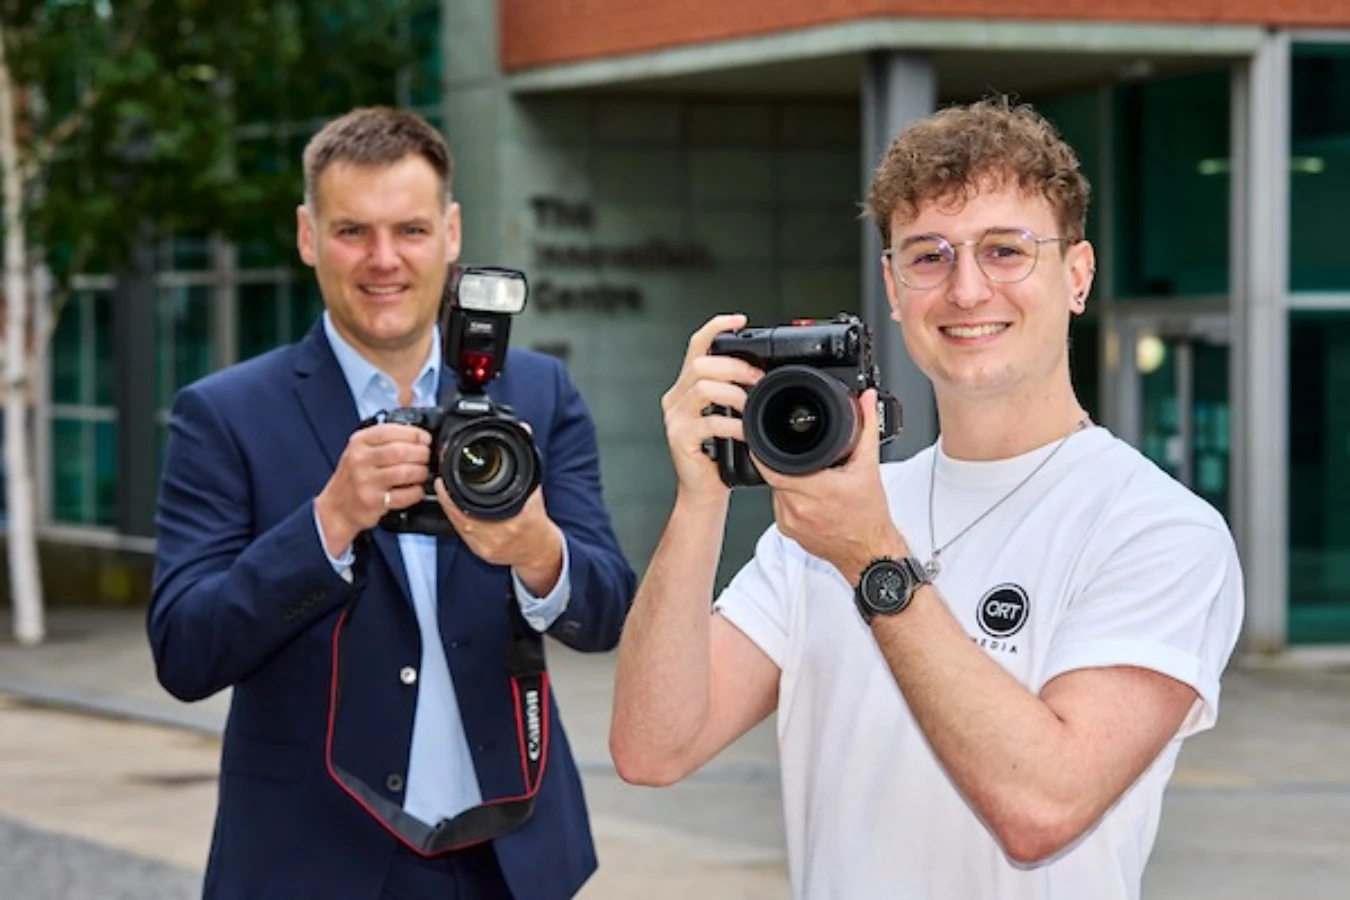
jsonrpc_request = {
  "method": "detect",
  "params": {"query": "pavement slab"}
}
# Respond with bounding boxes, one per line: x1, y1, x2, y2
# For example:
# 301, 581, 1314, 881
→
4, 609, 1350, 898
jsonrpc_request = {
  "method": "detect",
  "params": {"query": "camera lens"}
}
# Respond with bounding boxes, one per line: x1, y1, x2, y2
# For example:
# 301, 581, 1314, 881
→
438, 418, 541, 520
457, 437, 514, 492
760, 390, 827, 456
743, 365, 861, 476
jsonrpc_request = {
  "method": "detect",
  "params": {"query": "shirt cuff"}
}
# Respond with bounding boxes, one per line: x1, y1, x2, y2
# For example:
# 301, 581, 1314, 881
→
512, 539, 572, 633
314, 502, 355, 584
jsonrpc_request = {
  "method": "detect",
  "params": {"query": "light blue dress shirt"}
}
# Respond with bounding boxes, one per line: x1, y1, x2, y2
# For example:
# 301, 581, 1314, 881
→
314, 312, 571, 825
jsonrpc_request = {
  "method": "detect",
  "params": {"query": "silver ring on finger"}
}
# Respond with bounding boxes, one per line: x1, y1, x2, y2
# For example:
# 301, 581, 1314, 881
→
382, 490, 392, 512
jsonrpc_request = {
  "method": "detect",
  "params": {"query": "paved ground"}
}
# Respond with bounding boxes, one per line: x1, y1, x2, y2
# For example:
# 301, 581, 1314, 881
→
2, 608, 1350, 898
0, 609, 787, 899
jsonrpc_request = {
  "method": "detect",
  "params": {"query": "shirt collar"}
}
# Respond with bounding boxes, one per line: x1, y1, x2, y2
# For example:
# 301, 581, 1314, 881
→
322, 311, 441, 420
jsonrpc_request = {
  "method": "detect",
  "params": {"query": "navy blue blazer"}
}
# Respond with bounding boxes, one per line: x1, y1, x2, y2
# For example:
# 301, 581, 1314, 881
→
149, 321, 636, 899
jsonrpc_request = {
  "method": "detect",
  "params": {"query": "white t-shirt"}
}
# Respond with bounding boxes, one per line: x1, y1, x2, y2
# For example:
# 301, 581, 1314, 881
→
714, 426, 1244, 900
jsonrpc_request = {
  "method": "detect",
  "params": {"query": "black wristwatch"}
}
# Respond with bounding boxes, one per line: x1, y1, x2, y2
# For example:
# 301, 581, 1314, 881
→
854, 556, 929, 623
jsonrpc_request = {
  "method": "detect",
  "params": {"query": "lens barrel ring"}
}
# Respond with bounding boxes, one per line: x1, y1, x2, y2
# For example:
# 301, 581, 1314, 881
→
742, 365, 861, 477
436, 417, 541, 520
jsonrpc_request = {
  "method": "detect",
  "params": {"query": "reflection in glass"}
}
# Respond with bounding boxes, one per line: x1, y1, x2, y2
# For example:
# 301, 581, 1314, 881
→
94, 421, 118, 527
51, 419, 89, 524
157, 285, 213, 410
1137, 335, 1229, 518
1290, 44, 1350, 291
1112, 70, 1230, 298
1288, 312, 1350, 642
238, 282, 282, 361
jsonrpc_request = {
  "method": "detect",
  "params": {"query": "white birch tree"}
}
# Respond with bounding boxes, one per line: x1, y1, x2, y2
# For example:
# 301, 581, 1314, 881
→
0, 21, 41, 643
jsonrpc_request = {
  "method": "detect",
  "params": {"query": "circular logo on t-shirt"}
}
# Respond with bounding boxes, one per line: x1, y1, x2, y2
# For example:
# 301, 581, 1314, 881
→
978, 584, 1030, 638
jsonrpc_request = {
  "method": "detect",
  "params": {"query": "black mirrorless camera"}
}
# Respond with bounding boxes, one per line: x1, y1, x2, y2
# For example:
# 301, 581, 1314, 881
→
705, 313, 902, 487
363, 266, 541, 535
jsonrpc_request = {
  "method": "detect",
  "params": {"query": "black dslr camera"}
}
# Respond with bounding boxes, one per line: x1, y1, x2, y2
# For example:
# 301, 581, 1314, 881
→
704, 313, 902, 487
363, 266, 541, 535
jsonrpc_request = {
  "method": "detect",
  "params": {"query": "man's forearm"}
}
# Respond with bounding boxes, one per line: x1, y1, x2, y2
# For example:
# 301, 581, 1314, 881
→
870, 587, 1166, 861
610, 493, 729, 779
874, 589, 1065, 792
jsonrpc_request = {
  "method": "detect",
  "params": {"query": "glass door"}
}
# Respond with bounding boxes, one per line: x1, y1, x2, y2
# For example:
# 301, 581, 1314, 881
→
1113, 314, 1231, 518
1288, 311, 1350, 643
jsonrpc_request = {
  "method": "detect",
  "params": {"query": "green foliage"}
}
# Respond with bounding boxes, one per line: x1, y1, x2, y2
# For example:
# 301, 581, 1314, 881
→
2, 0, 439, 286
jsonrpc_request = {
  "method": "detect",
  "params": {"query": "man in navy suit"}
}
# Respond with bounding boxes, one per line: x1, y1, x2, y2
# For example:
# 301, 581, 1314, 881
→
149, 106, 636, 899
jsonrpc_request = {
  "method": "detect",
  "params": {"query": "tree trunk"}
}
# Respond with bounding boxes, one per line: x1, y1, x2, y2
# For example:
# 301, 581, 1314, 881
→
0, 25, 45, 646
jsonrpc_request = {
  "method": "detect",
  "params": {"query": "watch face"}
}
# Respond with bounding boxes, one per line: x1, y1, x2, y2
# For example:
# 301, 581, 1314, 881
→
864, 562, 911, 614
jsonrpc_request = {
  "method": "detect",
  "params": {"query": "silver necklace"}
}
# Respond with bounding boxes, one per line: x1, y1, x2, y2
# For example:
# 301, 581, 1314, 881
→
925, 416, 1091, 578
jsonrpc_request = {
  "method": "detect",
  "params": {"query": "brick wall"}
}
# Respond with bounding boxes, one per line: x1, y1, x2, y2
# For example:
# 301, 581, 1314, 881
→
502, 0, 1350, 70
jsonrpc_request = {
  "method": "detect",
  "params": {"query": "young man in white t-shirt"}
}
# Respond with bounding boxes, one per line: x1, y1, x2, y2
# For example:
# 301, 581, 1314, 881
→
609, 97, 1244, 900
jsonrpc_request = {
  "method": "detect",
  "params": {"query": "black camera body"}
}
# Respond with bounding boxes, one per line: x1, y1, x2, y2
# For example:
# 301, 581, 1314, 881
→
364, 267, 541, 535
705, 313, 901, 487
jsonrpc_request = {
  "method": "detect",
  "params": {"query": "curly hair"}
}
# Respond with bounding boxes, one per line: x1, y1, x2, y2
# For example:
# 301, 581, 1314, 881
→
302, 106, 454, 211
864, 97, 1089, 247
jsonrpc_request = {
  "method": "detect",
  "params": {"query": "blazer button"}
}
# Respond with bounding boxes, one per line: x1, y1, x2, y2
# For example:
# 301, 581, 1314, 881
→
386, 774, 404, 793
399, 666, 417, 685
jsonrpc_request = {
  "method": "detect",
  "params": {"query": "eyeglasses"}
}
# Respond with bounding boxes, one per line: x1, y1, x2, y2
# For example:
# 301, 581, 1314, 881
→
883, 228, 1071, 290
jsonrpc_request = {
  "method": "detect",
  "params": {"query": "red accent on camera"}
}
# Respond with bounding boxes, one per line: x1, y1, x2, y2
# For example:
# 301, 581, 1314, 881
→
461, 351, 494, 385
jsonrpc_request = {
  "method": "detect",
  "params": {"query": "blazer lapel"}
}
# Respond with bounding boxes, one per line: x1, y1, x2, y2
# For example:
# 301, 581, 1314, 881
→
293, 323, 359, 470
293, 322, 412, 602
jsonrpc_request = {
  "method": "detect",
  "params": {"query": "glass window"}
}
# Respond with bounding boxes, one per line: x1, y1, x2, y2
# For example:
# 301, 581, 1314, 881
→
51, 419, 88, 523
1190, 341, 1230, 519
1037, 88, 1106, 417
1290, 44, 1350, 292
159, 232, 212, 272
237, 279, 323, 361
292, 280, 325, 338
93, 420, 117, 526
50, 418, 117, 527
407, 4, 442, 109
238, 282, 284, 361
50, 297, 83, 405
1288, 311, 1350, 642
1035, 89, 1105, 249
1112, 70, 1231, 299
50, 290, 114, 405
156, 285, 214, 410
49, 289, 119, 527
1069, 317, 1100, 422
93, 291, 114, 406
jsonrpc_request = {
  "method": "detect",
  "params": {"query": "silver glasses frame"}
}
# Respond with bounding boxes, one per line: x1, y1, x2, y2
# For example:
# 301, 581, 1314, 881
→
882, 227, 1071, 290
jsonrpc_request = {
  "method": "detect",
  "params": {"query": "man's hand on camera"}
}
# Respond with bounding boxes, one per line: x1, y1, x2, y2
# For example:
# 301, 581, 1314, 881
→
433, 480, 565, 596
661, 313, 762, 501
315, 424, 432, 557
760, 389, 903, 581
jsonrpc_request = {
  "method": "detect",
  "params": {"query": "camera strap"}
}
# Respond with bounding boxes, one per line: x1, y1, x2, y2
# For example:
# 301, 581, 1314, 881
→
325, 582, 550, 855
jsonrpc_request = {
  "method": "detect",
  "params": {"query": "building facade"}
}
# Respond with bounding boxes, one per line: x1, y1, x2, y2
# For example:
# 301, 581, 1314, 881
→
35, 1, 1350, 651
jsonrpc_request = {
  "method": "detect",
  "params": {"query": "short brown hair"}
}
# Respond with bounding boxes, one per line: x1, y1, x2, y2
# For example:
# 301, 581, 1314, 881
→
302, 106, 453, 210
864, 97, 1089, 247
